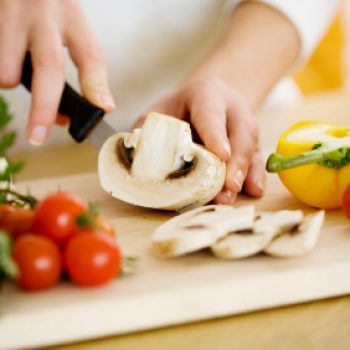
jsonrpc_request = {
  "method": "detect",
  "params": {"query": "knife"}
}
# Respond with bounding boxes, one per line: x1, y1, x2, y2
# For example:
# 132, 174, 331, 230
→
20, 52, 115, 148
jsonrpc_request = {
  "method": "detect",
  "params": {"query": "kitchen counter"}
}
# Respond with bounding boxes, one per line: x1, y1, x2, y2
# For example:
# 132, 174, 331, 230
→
14, 91, 350, 350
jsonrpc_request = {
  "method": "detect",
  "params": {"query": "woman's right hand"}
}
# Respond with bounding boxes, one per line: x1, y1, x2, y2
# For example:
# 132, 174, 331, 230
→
0, 0, 115, 144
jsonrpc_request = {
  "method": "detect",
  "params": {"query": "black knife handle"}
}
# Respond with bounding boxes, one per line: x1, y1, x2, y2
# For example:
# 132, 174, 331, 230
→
21, 52, 105, 143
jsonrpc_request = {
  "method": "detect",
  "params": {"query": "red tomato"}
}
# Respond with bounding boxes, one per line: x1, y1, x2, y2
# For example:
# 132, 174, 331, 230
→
0, 204, 35, 239
95, 215, 116, 238
13, 234, 62, 291
32, 192, 87, 245
73, 214, 116, 238
64, 232, 121, 287
55, 114, 70, 126
342, 183, 350, 219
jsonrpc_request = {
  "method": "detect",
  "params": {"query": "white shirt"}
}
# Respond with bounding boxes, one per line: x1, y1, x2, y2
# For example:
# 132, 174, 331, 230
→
0, 0, 339, 150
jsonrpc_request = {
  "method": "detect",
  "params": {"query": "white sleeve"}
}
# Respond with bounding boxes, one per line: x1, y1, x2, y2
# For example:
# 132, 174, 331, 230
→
225, 0, 341, 66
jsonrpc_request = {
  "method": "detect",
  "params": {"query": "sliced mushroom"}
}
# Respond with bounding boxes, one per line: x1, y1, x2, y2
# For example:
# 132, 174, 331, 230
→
264, 210, 325, 257
98, 113, 226, 211
152, 205, 255, 258
211, 210, 304, 259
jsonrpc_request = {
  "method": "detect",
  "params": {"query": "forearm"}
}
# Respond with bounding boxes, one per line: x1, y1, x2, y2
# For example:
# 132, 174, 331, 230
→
189, 1, 300, 111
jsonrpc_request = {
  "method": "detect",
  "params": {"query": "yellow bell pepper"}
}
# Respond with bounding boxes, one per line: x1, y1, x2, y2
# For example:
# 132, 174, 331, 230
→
266, 121, 350, 209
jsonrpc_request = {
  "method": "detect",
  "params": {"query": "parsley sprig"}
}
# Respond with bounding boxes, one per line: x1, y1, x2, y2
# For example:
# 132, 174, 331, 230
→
0, 96, 37, 208
0, 96, 24, 182
0, 96, 24, 286
0, 231, 18, 285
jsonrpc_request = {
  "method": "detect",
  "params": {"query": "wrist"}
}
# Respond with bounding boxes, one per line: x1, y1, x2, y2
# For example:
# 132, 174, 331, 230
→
184, 1, 300, 112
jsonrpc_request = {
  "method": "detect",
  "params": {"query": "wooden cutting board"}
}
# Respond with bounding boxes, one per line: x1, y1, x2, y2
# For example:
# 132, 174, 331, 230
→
1, 171, 350, 350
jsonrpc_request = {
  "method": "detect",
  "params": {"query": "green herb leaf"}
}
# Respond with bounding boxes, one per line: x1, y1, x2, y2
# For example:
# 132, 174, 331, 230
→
0, 96, 12, 130
0, 95, 26, 196
0, 131, 16, 157
0, 231, 18, 284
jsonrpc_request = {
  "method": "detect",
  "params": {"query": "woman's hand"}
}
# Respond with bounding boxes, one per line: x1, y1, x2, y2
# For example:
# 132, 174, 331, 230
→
0, 0, 115, 144
134, 75, 265, 204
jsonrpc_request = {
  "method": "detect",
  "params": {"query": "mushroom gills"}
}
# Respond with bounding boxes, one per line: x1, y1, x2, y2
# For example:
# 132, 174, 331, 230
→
211, 210, 304, 259
265, 210, 325, 257
152, 205, 255, 258
116, 139, 134, 170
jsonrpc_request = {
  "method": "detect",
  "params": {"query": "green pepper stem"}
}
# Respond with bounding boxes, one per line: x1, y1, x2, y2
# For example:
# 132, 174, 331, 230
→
266, 145, 350, 172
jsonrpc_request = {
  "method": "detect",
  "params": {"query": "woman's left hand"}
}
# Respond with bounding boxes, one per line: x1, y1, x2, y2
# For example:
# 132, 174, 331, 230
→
133, 75, 266, 205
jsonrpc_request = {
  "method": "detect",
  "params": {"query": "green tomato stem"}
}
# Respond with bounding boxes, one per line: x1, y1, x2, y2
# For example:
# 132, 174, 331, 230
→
0, 188, 38, 208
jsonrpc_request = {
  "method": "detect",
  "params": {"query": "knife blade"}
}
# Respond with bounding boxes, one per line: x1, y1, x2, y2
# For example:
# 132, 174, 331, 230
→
20, 52, 115, 148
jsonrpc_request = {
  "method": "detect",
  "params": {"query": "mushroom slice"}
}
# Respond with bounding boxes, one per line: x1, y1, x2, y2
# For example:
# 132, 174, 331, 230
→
211, 210, 304, 259
152, 205, 255, 258
265, 211, 325, 257
98, 112, 226, 211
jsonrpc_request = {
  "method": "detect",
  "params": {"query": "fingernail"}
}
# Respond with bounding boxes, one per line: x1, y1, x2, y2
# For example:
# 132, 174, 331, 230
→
257, 180, 264, 194
233, 170, 244, 191
29, 124, 48, 145
98, 92, 115, 110
224, 190, 233, 204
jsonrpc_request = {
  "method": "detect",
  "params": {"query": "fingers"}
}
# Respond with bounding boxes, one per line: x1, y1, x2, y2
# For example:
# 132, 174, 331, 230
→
133, 74, 263, 205
0, 0, 111, 145
0, 5, 27, 87
27, 23, 65, 144
213, 109, 263, 204
225, 101, 258, 195
133, 116, 146, 129
133, 93, 182, 129
213, 189, 237, 205
189, 94, 231, 162
244, 150, 266, 197
214, 150, 264, 204
65, 7, 115, 112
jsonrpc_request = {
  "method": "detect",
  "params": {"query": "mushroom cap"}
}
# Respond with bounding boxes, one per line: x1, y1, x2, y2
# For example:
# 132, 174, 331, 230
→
98, 113, 226, 211
152, 205, 255, 257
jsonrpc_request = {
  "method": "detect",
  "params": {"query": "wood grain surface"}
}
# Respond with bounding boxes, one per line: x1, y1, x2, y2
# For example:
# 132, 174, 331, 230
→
6, 91, 350, 350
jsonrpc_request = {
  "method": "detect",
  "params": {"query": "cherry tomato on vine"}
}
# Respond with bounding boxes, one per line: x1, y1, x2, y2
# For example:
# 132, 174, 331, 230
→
73, 213, 116, 238
0, 204, 35, 239
342, 183, 350, 220
56, 114, 70, 126
64, 231, 121, 287
32, 192, 87, 245
13, 234, 61, 291
95, 215, 116, 238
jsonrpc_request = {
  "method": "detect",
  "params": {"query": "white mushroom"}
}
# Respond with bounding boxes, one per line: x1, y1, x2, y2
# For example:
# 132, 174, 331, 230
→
98, 113, 226, 211
264, 211, 325, 257
152, 205, 255, 258
211, 210, 304, 259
